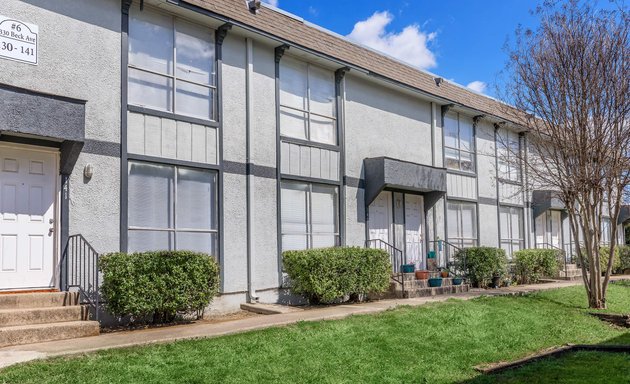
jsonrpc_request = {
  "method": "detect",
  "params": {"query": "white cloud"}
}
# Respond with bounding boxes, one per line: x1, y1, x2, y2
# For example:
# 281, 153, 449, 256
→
466, 81, 487, 93
346, 11, 437, 70
262, 0, 278, 7
308, 6, 319, 17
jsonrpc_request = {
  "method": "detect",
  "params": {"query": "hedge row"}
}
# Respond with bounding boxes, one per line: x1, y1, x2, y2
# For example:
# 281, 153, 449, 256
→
455, 247, 507, 288
99, 251, 219, 323
514, 249, 561, 284
283, 247, 391, 304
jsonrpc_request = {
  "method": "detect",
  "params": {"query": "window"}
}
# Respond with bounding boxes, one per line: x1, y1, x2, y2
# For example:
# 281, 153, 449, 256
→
447, 201, 477, 249
500, 206, 524, 258
128, 8, 216, 120
601, 218, 611, 245
279, 56, 336, 145
281, 181, 339, 251
497, 129, 521, 182
128, 161, 218, 256
444, 113, 475, 172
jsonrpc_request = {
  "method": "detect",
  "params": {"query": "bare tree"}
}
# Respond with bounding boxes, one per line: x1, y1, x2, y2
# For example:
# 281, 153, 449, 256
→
502, 0, 629, 308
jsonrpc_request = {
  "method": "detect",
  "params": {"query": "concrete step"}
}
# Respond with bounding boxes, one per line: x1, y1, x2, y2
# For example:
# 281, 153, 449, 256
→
398, 284, 470, 299
0, 320, 100, 348
240, 303, 302, 315
0, 292, 79, 310
0, 305, 89, 327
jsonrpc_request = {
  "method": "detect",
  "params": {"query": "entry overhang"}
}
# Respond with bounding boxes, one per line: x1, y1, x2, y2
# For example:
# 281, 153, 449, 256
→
532, 190, 566, 218
619, 205, 630, 225
363, 157, 446, 207
0, 84, 86, 175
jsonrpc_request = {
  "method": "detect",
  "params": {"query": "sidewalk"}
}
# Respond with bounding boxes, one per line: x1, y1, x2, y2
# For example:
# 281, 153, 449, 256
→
1, 276, 628, 369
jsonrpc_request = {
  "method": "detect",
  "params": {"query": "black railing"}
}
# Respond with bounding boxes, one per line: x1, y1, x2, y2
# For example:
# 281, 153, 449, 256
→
365, 238, 405, 273
365, 239, 406, 297
427, 240, 467, 278
60, 234, 100, 321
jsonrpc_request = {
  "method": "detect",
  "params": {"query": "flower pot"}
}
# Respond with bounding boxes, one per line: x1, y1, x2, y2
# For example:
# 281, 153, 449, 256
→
428, 277, 443, 287
491, 276, 501, 288
415, 270, 430, 280
440, 271, 449, 278
401, 264, 415, 274
452, 277, 463, 286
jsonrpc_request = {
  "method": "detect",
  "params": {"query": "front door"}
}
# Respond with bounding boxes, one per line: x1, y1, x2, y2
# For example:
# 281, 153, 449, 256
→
405, 194, 424, 268
0, 144, 58, 290
368, 191, 392, 244
535, 210, 562, 250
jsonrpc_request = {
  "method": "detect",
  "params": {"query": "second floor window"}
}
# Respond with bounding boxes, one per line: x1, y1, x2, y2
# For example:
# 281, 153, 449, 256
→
497, 129, 521, 182
128, 8, 216, 121
279, 57, 336, 145
444, 113, 475, 172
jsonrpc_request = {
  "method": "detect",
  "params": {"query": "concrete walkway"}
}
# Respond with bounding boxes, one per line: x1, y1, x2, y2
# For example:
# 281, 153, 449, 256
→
1, 276, 628, 369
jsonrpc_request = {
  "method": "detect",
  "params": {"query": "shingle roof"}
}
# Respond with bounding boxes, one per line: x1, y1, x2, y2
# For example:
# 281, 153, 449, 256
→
185, 0, 523, 124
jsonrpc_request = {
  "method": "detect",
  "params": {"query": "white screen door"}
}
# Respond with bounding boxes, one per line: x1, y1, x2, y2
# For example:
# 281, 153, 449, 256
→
404, 194, 424, 268
368, 191, 392, 244
0, 145, 58, 290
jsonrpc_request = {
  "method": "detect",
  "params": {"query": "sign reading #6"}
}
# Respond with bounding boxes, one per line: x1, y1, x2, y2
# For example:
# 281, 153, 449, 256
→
0, 15, 38, 65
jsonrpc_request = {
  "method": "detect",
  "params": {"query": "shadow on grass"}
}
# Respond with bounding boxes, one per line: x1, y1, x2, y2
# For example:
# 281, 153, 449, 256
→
458, 331, 630, 384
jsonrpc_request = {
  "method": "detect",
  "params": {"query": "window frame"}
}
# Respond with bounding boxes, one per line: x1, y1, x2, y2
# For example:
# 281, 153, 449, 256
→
497, 128, 522, 183
278, 56, 337, 145
446, 200, 478, 249
499, 205, 525, 258
280, 180, 340, 251
127, 160, 219, 257
444, 112, 476, 173
127, 7, 217, 121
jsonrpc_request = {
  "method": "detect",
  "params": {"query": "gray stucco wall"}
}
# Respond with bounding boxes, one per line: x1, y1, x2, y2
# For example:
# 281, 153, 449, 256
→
0, 0, 121, 254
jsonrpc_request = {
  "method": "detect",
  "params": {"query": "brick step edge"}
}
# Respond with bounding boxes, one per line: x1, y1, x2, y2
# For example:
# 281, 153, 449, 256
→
0, 305, 89, 327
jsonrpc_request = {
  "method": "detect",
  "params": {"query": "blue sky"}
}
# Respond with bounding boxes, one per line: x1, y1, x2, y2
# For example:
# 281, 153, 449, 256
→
262, 0, 541, 98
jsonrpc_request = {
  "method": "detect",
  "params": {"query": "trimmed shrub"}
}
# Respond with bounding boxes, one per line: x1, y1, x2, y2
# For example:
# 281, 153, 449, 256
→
99, 251, 220, 323
577, 246, 622, 274
514, 249, 561, 284
455, 247, 507, 288
619, 246, 630, 273
282, 247, 391, 304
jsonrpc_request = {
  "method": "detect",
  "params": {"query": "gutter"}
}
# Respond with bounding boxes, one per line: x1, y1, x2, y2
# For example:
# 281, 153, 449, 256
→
245, 37, 258, 303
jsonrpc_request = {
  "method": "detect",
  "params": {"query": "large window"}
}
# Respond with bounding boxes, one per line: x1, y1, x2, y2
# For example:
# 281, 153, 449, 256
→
279, 56, 336, 145
447, 201, 477, 248
128, 161, 218, 256
444, 113, 475, 172
128, 8, 216, 120
281, 181, 339, 251
500, 206, 524, 258
497, 129, 521, 182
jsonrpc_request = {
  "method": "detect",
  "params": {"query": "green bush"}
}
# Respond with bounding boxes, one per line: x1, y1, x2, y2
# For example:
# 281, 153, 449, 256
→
577, 246, 622, 274
455, 247, 507, 288
99, 251, 220, 323
282, 247, 391, 304
514, 249, 562, 284
619, 246, 630, 273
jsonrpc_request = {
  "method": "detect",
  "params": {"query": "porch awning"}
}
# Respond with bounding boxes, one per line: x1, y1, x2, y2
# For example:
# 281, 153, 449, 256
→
532, 190, 565, 218
619, 205, 630, 225
363, 157, 446, 208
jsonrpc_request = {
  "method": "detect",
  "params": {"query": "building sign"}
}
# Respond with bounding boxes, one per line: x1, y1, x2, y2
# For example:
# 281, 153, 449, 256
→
0, 15, 38, 65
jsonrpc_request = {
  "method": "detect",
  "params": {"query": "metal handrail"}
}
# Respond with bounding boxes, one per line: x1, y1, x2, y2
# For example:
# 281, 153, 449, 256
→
365, 238, 406, 298
60, 234, 100, 321
427, 240, 467, 278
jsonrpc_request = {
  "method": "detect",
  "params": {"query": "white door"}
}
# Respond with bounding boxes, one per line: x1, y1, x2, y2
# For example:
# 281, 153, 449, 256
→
0, 145, 58, 290
368, 191, 392, 244
405, 194, 424, 268
549, 211, 562, 249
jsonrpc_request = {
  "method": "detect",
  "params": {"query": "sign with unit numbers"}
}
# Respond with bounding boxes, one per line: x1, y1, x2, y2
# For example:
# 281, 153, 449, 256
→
0, 15, 38, 65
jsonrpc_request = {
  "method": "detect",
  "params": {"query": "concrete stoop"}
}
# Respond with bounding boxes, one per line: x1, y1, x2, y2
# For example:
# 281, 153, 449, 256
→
0, 292, 99, 348
558, 263, 583, 281
395, 284, 470, 299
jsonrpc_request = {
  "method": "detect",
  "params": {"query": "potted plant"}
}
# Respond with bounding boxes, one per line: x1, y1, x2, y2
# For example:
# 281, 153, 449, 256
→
415, 270, 430, 280
401, 263, 415, 274
428, 277, 443, 287
440, 268, 450, 278
452, 276, 463, 286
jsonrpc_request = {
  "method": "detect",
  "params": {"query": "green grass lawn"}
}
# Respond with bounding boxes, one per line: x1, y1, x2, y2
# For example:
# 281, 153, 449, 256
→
1, 285, 629, 384
466, 351, 630, 384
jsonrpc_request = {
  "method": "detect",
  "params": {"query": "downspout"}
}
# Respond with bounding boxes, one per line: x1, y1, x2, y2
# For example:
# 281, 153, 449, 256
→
245, 38, 258, 303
